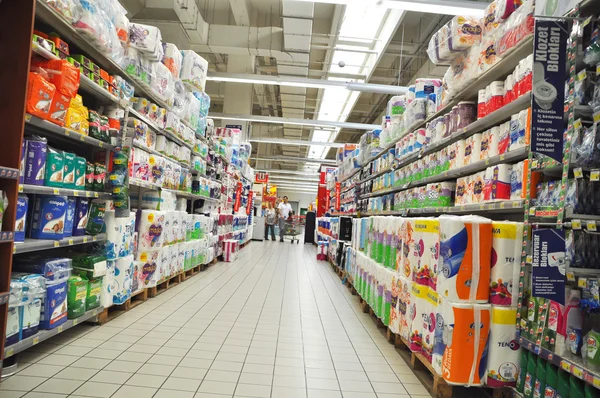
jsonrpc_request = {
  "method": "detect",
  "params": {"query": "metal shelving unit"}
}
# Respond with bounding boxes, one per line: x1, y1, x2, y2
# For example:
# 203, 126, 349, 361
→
20, 184, 111, 199
4, 306, 104, 359
14, 234, 106, 255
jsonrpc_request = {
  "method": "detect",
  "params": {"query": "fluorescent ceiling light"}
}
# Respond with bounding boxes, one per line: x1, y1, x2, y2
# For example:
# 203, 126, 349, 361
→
290, 0, 486, 16
269, 177, 321, 182
256, 169, 320, 176
249, 138, 344, 148
251, 157, 336, 165
210, 113, 379, 130
206, 72, 407, 95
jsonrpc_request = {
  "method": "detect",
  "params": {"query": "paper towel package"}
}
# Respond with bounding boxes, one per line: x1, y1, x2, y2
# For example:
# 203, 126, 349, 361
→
112, 256, 133, 305
138, 210, 166, 250
472, 171, 486, 203
432, 295, 446, 375
480, 127, 500, 160
421, 286, 440, 363
464, 134, 482, 166
449, 140, 465, 169
437, 215, 492, 302
440, 302, 491, 386
485, 306, 519, 388
490, 222, 523, 306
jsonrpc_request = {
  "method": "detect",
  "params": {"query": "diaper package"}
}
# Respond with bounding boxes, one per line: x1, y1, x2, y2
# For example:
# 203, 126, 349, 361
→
30, 195, 68, 240
15, 195, 29, 242
24, 136, 48, 186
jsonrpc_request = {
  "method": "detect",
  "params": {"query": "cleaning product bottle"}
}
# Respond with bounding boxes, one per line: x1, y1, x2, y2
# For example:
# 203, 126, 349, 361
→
524, 351, 538, 398
545, 363, 558, 398
570, 376, 585, 398
517, 350, 529, 392
585, 383, 600, 398
533, 356, 547, 398
557, 369, 570, 398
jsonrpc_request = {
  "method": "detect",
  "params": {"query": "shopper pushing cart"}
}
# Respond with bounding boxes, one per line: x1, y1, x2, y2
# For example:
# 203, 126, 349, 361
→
282, 215, 303, 244
277, 196, 293, 242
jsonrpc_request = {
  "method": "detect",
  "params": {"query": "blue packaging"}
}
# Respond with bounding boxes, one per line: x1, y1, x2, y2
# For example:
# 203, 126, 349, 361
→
63, 198, 76, 238
30, 195, 67, 240
40, 280, 68, 330
14, 257, 72, 282
15, 195, 29, 242
73, 198, 89, 236
24, 137, 47, 186
11, 273, 45, 339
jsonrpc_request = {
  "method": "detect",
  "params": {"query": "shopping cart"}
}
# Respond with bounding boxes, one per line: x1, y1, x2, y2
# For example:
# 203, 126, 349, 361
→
283, 216, 303, 244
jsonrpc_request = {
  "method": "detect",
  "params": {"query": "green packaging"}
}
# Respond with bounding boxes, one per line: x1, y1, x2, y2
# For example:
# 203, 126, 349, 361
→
85, 161, 95, 191
571, 376, 585, 398
533, 356, 547, 398
93, 162, 106, 191
85, 276, 102, 311
45, 147, 64, 188
67, 276, 87, 319
72, 254, 107, 277
586, 384, 600, 398
517, 350, 529, 393
584, 330, 600, 368
85, 200, 105, 235
74, 156, 86, 190
557, 369, 570, 398
524, 349, 537, 398
62, 152, 76, 189
545, 363, 558, 398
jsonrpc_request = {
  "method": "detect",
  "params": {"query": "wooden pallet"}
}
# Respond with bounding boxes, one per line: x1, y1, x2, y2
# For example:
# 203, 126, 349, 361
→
183, 264, 202, 280
97, 288, 148, 324
147, 272, 183, 298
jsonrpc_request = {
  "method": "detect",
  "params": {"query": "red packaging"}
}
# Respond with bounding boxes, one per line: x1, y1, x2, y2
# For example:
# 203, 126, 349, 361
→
519, 71, 532, 97
48, 92, 71, 126
26, 72, 56, 119
477, 89, 487, 119
36, 59, 80, 97
504, 75, 514, 105
486, 81, 504, 114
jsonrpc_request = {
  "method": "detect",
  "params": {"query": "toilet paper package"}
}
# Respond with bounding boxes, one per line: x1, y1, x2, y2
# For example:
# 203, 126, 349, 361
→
138, 210, 166, 250
487, 164, 512, 201
112, 255, 133, 305
485, 306, 519, 388
421, 286, 440, 363
137, 249, 161, 287
464, 134, 482, 166
437, 215, 492, 303
480, 127, 500, 160
162, 42, 182, 78
510, 108, 530, 151
180, 50, 209, 91
161, 245, 172, 278
490, 222, 523, 306
100, 260, 115, 308
171, 244, 182, 274
409, 283, 426, 353
439, 302, 491, 386
399, 218, 416, 281
399, 277, 413, 342
471, 171, 486, 203
390, 273, 402, 334
449, 140, 465, 169
498, 121, 511, 155
455, 177, 469, 206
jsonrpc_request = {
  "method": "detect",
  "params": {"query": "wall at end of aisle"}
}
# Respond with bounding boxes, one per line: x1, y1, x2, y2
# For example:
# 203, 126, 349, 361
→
277, 190, 316, 212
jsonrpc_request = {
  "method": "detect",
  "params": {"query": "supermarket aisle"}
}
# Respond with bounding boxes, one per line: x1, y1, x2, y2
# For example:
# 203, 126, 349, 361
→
0, 242, 430, 398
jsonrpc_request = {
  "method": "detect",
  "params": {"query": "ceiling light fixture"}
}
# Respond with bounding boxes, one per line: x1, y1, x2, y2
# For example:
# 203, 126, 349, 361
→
210, 113, 379, 131
251, 156, 337, 165
249, 138, 344, 148
290, 0, 486, 16
206, 72, 407, 95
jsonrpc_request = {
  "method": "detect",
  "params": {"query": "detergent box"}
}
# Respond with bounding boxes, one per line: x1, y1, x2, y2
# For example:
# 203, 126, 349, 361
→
30, 195, 67, 240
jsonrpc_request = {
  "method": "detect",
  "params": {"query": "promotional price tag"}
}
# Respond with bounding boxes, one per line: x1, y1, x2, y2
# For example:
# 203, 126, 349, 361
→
574, 168, 584, 179
578, 277, 588, 288
567, 272, 576, 282
68, 239, 74, 245
54, 241, 60, 247
561, 361, 571, 372
530, 207, 536, 216
571, 220, 582, 230
57, 325, 63, 333
33, 336, 39, 345
572, 366, 584, 379
25, 114, 31, 122
577, 70, 587, 81
574, 119, 583, 130
18, 185, 23, 193
53, 188, 60, 194
73, 191, 79, 197
591, 170, 600, 181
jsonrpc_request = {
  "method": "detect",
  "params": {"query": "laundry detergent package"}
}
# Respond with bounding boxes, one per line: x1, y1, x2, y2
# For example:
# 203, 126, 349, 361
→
15, 195, 29, 242
44, 147, 64, 188
30, 195, 67, 240
75, 156, 86, 189
63, 197, 77, 238
72, 198, 89, 236
24, 136, 48, 186
67, 276, 87, 319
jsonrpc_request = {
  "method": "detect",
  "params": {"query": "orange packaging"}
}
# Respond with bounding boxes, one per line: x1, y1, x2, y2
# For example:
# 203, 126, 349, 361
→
38, 59, 80, 97
49, 36, 69, 55
100, 69, 109, 80
48, 92, 71, 126
441, 303, 491, 386
26, 72, 56, 119
521, 159, 540, 200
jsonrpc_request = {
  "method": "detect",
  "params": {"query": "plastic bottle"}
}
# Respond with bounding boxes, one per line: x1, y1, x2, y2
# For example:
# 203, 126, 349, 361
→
545, 363, 558, 397
517, 350, 529, 392
570, 376, 585, 398
524, 352, 538, 398
557, 369, 570, 398
533, 356, 547, 398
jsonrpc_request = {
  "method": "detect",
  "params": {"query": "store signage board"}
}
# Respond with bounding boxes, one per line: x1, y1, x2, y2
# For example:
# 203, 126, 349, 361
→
531, 19, 568, 163
335, 182, 341, 211
532, 228, 566, 305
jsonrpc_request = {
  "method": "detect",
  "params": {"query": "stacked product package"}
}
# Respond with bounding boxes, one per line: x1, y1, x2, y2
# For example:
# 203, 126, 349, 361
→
345, 215, 524, 388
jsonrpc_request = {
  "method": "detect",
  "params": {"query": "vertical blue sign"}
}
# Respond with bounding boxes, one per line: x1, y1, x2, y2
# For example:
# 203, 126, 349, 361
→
531, 20, 568, 162
532, 229, 566, 305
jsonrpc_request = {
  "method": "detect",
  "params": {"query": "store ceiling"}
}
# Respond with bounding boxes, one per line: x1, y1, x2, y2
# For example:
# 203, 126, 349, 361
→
120, 0, 487, 177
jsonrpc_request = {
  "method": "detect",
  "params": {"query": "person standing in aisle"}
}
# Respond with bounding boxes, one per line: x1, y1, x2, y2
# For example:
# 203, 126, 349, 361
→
264, 202, 277, 241
277, 196, 293, 242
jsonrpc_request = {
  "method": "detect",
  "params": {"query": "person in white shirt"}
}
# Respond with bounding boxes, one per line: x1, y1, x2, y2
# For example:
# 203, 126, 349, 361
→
277, 196, 293, 242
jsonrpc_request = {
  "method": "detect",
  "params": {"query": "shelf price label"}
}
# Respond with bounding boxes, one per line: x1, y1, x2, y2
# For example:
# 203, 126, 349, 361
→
32, 336, 39, 345
567, 272, 576, 282
578, 277, 588, 288
574, 168, 584, 179
591, 170, 600, 181
572, 366, 584, 379
57, 325, 63, 333
54, 241, 60, 247
572, 219, 582, 230
561, 361, 571, 372
5, 347, 14, 357
587, 221, 597, 232
53, 188, 60, 195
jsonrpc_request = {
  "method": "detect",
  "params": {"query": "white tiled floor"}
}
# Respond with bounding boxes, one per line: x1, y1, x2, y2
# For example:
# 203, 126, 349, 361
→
0, 241, 432, 398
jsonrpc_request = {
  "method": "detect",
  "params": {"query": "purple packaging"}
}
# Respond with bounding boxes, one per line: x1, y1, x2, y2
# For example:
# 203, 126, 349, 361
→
456, 101, 477, 130
15, 195, 28, 242
24, 137, 48, 186
72, 198, 89, 236
20, 140, 25, 184
63, 197, 76, 238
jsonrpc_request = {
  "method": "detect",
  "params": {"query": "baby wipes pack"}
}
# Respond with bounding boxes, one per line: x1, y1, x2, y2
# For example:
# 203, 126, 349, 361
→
30, 195, 67, 240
